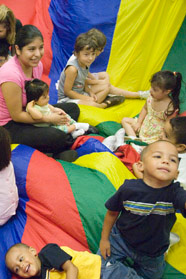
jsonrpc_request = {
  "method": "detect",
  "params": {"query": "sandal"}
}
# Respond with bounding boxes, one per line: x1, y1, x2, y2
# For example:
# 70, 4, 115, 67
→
103, 96, 125, 108
85, 125, 99, 135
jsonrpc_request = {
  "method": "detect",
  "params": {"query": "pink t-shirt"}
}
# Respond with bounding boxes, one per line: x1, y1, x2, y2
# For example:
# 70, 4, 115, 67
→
0, 162, 18, 225
0, 56, 43, 125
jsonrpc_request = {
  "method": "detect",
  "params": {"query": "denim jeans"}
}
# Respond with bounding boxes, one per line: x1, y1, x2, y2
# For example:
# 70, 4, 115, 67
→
98, 225, 165, 279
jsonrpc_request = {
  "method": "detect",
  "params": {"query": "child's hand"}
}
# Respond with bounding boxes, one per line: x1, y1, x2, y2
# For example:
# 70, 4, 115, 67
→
84, 95, 97, 102
26, 100, 35, 109
90, 93, 97, 102
99, 239, 111, 260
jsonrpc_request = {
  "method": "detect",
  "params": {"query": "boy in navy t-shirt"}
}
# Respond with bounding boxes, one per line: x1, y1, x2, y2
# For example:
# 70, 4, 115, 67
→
99, 140, 186, 279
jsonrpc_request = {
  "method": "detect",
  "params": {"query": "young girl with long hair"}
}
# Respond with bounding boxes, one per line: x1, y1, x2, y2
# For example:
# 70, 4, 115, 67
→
122, 71, 182, 144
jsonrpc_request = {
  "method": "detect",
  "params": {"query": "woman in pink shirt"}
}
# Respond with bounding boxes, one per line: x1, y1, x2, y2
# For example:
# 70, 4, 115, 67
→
0, 25, 80, 158
0, 127, 18, 225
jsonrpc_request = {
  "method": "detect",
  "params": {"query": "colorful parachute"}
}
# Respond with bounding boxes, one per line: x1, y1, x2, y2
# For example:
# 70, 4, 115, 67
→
1, 0, 186, 278
1, 136, 186, 279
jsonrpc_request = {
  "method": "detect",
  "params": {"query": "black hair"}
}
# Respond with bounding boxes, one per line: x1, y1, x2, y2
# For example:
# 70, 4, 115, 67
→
86, 28, 107, 49
0, 126, 11, 171
25, 79, 49, 103
170, 116, 186, 145
15, 24, 43, 50
150, 70, 182, 115
74, 32, 98, 53
0, 41, 9, 58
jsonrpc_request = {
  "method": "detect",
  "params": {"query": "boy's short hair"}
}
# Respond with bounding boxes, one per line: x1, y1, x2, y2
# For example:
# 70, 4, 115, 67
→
25, 78, 49, 103
140, 140, 178, 161
86, 28, 107, 50
5, 243, 29, 265
170, 116, 186, 145
74, 32, 98, 53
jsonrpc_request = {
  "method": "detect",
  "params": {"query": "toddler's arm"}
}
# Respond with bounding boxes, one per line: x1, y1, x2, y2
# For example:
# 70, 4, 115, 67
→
62, 260, 78, 279
26, 101, 43, 120
99, 210, 119, 260
133, 102, 147, 133
64, 66, 95, 102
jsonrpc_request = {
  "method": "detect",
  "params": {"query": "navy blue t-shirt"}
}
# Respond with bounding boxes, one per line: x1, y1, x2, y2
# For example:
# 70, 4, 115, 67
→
38, 243, 72, 279
105, 179, 186, 257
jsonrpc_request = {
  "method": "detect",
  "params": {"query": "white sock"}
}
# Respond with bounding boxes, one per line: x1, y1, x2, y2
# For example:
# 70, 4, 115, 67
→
74, 123, 89, 131
115, 128, 125, 148
102, 135, 117, 152
71, 129, 85, 139
169, 232, 180, 247
131, 143, 144, 154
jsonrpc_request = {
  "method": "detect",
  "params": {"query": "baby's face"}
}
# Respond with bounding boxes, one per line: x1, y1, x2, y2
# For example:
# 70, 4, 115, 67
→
6, 246, 41, 278
142, 141, 179, 187
36, 90, 49, 107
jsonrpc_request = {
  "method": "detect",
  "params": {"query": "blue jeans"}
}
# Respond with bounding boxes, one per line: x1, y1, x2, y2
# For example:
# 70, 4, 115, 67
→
98, 225, 165, 279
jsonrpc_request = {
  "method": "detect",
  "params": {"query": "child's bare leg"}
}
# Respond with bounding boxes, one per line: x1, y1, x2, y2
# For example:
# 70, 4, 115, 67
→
91, 72, 145, 99
88, 80, 110, 103
66, 124, 76, 133
94, 86, 110, 103
97, 72, 110, 82
121, 117, 136, 137
95, 72, 140, 98
110, 85, 140, 98
78, 99, 107, 108
87, 72, 110, 103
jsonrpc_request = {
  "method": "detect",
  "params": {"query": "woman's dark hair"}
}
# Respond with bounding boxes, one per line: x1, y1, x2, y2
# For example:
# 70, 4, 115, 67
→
0, 126, 11, 171
25, 79, 49, 103
74, 32, 98, 53
0, 41, 9, 58
15, 24, 43, 50
170, 116, 186, 145
150, 70, 182, 115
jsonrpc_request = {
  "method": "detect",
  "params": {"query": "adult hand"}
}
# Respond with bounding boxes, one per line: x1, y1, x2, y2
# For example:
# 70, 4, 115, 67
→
99, 239, 111, 260
53, 107, 66, 115
48, 112, 70, 125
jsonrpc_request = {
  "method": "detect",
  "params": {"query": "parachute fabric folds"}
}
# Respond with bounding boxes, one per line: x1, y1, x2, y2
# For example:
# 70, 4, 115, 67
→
1, 0, 186, 278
